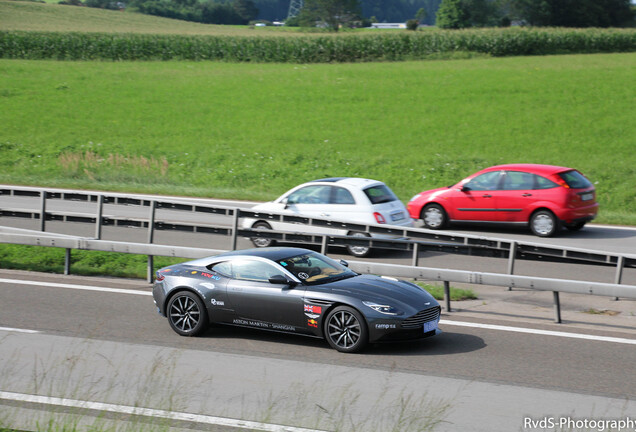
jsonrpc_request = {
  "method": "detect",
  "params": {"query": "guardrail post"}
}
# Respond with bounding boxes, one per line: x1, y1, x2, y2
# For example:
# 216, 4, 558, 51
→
613, 256, 624, 301
147, 200, 156, 244
64, 248, 71, 275
411, 242, 420, 268
231, 208, 239, 251
147, 256, 154, 284
39, 191, 47, 232
507, 241, 517, 291
320, 235, 328, 255
95, 194, 104, 239
553, 291, 562, 323
147, 200, 157, 284
444, 280, 451, 312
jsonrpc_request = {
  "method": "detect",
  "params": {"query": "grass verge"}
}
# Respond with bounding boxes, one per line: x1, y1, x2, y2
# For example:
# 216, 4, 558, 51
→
0, 244, 186, 278
416, 282, 478, 301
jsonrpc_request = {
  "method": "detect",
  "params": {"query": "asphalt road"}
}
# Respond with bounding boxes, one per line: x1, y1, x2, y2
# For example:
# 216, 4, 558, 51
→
1, 271, 635, 431
1, 187, 636, 431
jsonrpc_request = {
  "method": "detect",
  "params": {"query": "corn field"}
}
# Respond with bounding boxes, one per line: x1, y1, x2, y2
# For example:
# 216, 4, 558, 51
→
0, 27, 635, 62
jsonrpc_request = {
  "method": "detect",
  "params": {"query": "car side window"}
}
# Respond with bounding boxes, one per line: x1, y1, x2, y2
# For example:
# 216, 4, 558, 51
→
534, 174, 559, 190
228, 259, 286, 283
464, 171, 503, 191
286, 185, 331, 205
331, 187, 356, 204
501, 171, 535, 190
210, 261, 232, 277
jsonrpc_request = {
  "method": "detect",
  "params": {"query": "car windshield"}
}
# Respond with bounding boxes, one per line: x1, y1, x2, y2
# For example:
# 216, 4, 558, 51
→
558, 170, 592, 189
363, 185, 398, 205
277, 252, 356, 285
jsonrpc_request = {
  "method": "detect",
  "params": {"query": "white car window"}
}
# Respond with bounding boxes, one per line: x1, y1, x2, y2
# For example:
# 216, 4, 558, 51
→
332, 187, 356, 204
287, 185, 331, 205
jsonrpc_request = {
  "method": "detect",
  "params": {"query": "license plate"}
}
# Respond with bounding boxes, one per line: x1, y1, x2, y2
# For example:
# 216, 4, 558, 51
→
391, 211, 405, 222
580, 193, 593, 201
424, 319, 439, 333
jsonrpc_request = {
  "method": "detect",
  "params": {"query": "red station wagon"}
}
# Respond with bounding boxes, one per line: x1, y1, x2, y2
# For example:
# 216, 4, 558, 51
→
407, 164, 599, 237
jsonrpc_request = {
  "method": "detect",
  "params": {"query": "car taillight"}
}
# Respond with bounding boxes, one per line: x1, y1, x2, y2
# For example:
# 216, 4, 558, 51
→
550, 174, 570, 189
156, 273, 165, 282
374, 212, 387, 224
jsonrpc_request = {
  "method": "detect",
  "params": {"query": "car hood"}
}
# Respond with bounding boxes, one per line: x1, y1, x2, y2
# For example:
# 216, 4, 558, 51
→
417, 187, 452, 200
320, 274, 438, 311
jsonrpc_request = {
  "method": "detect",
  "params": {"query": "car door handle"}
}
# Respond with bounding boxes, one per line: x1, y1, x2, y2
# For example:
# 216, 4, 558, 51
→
522, 193, 533, 197
482, 194, 492, 198
320, 213, 330, 217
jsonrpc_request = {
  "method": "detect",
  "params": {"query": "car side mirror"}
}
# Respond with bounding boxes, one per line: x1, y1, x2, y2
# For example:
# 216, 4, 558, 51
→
269, 274, 297, 286
461, 185, 471, 192
339, 259, 349, 267
281, 197, 289, 209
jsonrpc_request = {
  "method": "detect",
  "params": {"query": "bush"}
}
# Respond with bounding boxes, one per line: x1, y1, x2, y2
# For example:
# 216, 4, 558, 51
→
406, 19, 419, 31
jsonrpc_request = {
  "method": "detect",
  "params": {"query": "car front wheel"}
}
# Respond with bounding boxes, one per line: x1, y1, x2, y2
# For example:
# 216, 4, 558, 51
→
167, 291, 208, 336
421, 204, 447, 229
251, 221, 276, 248
324, 306, 368, 353
530, 210, 560, 237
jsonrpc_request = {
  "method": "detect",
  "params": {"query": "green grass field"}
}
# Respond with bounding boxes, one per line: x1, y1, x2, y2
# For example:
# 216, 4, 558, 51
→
1, 54, 635, 224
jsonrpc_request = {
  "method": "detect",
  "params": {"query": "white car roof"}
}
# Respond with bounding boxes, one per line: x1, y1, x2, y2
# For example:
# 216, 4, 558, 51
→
309, 177, 383, 189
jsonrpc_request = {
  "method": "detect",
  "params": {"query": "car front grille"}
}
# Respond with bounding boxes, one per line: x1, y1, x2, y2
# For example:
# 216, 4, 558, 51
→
401, 306, 441, 329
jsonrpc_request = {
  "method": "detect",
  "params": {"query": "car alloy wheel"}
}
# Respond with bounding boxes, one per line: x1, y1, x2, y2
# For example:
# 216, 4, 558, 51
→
167, 291, 208, 336
346, 231, 372, 258
251, 221, 276, 248
530, 210, 559, 237
422, 204, 447, 229
325, 306, 368, 353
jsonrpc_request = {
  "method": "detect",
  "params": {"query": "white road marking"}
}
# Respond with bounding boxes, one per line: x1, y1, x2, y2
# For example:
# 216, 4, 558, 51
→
0, 278, 151, 296
440, 319, 636, 345
0, 391, 326, 432
0, 327, 39, 334
2, 277, 635, 346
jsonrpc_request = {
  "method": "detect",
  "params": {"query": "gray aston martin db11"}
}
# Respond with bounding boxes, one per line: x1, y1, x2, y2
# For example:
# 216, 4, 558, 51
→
153, 247, 441, 353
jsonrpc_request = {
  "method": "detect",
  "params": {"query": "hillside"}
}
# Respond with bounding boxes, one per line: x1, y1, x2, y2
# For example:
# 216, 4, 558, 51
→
0, 0, 291, 35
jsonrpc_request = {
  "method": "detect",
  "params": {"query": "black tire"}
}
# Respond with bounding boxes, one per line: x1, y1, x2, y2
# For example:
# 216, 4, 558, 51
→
346, 231, 372, 258
251, 221, 276, 248
167, 291, 208, 336
530, 210, 560, 237
421, 204, 447, 230
565, 222, 586, 231
324, 306, 368, 353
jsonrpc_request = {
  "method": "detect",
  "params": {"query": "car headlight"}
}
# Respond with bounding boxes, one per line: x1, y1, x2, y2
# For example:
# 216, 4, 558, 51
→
409, 193, 421, 202
363, 301, 402, 315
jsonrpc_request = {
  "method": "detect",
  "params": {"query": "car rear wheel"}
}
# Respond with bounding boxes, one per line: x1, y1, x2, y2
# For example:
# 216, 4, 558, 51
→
530, 210, 560, 237
565, 222, 586, 231
421, 204, 447, 229
346, 231, 372, 258
251, 221, 276, 248
324, 306, 368, 353
167, 291, 208, 336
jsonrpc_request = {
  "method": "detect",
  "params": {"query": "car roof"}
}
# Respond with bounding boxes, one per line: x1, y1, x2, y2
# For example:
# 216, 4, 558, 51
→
308, 177, 383, 188
482, 164, 573, 176
215, 247, 316, 261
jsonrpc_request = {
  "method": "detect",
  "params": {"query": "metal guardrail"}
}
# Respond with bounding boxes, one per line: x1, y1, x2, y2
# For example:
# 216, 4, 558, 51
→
1, 185, 635, 323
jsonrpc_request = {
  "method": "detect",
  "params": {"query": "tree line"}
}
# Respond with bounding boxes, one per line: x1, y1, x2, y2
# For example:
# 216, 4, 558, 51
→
64, 0, 635, 29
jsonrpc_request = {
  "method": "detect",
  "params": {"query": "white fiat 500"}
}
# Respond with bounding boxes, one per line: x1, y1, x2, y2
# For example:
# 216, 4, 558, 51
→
242, 177, 413, 257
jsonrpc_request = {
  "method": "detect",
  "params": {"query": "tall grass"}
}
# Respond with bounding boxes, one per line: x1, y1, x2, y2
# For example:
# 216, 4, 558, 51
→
1, 28, 635, 62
